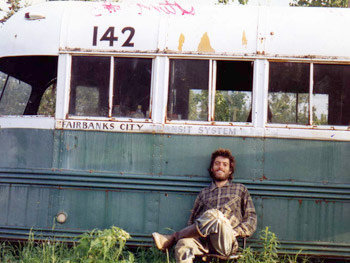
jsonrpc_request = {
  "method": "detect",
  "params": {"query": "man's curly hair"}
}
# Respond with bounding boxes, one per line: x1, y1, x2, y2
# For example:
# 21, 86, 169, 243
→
208, 148, 236, 181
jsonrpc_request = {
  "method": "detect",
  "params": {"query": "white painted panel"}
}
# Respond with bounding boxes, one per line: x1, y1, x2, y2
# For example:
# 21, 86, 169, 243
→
265, 7, 350, 58
0, 2, 64, 57
0, 117, 55, 129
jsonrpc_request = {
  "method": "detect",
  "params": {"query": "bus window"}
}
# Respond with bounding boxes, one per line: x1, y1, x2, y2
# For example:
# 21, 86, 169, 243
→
69, 56, 110, 117
0, 56, 58, 116
215, 61, 253, 122
112, 57, 152, 118
0, 74, 32, 115
167, 59, 209, 121
268, 62, 310, 125
314, 64, 350, 126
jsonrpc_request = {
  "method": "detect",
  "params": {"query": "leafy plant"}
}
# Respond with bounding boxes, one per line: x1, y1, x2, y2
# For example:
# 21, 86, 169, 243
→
73, 226, 132, 262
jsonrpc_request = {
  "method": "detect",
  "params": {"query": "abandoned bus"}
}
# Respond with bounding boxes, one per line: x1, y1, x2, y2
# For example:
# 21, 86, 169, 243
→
0, 1, 349, 259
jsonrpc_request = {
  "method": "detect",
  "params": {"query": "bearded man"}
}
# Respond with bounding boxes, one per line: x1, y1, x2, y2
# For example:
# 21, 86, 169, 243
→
152, 148, 257, 263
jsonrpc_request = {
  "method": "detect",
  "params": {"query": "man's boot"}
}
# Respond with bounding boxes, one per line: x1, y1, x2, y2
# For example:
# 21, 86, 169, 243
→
152, 224, 200, 251
152, 232, 176, 251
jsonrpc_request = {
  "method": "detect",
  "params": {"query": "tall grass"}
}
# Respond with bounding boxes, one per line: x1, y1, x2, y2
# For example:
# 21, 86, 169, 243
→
0, 226, 308, 263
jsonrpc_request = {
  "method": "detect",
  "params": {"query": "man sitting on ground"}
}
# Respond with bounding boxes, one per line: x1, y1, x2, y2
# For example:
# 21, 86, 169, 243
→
152, 148, 257, 263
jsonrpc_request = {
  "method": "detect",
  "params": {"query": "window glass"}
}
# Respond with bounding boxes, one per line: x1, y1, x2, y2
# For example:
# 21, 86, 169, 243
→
215, 61, 253, 122
37, 82, 56, 117
0, 76, 32, 115
314, 64, 350, 126
112, 57, 152, 118
268, 62, 310, 124
167, 59, 209, 121
69, 56, 110, 117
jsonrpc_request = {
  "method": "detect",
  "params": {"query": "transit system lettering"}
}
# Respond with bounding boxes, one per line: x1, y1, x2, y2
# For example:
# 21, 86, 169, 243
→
198, 126, 237, 135
92, 26, 135, 47
58, 121, 241, 137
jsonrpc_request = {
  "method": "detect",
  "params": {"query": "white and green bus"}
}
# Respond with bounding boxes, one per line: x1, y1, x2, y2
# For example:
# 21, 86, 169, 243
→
0, 1, 349, 258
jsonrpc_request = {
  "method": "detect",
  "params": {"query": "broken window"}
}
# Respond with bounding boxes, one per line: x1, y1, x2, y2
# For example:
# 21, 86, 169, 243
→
0, 56, 57, 116
215, 61, 253, 122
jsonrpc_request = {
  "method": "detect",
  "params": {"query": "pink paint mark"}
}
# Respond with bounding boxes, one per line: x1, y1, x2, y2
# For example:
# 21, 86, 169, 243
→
137, 1, 195, 16
172, 1, 195, 15
103, 2, 121, 13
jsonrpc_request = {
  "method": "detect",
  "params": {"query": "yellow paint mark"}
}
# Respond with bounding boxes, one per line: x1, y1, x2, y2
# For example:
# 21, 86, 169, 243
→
242, 30, 248, 48
198, 32, 214, 53
178, 33, 185, 52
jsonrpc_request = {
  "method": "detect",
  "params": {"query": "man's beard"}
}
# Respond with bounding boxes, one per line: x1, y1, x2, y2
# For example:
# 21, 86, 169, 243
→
212, 171, 230, 181
214, 177, 229, 182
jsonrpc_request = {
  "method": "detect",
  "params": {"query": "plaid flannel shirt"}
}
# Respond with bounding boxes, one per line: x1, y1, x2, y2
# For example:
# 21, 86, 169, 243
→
188, 181, 257, 237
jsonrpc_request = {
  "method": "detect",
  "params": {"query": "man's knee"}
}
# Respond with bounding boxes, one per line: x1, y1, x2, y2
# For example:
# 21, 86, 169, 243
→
196, 209, 232, 237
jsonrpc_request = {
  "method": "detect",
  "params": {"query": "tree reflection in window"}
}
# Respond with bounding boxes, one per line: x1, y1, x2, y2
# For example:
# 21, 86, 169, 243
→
269, 62, 350, 126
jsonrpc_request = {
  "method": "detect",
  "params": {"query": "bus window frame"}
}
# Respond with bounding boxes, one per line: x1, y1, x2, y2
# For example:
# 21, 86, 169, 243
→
66, 54, 155, 122
165, 57, 255, 127
266, 60, 350, 131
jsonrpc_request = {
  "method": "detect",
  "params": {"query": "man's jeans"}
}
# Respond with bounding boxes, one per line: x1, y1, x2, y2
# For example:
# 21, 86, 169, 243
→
175, 209, 238, 263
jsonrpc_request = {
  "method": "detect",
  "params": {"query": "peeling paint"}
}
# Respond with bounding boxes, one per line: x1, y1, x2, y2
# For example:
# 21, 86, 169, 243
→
242, 30, 247, 48
197, 32, 214, 53
178, 33, 185, 52
259, 175, 267, 181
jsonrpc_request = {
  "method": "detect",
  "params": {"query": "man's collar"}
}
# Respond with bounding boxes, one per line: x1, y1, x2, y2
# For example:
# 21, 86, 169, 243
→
209, 180, 232, 190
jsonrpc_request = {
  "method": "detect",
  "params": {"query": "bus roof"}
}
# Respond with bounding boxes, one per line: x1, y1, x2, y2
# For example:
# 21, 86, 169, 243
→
1, 1, 350, 61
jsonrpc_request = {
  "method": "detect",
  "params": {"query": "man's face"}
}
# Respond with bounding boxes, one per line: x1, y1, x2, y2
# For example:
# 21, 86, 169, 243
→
211, 156, 231, 182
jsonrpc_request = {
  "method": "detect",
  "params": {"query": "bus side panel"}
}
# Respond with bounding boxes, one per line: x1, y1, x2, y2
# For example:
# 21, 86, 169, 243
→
264, 138, 350, 184
0, 129, 349, 257
0, 128, 54, 169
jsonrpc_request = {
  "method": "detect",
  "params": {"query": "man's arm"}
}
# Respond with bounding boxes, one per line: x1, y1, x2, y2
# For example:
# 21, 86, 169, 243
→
233, 188, 257, 237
